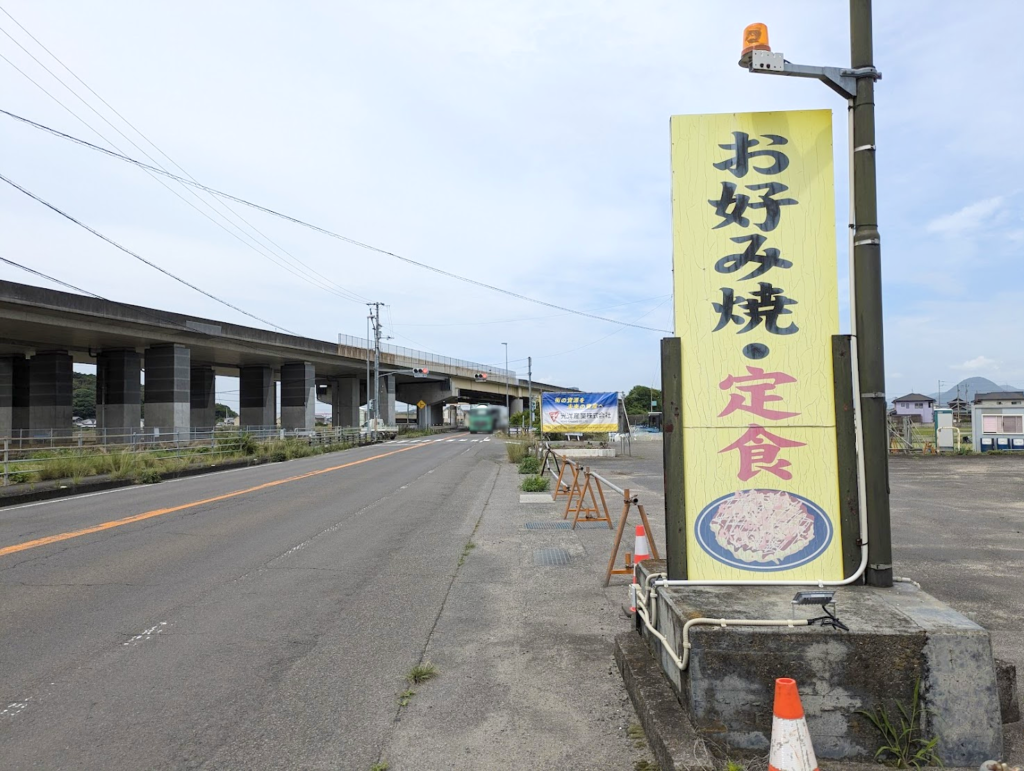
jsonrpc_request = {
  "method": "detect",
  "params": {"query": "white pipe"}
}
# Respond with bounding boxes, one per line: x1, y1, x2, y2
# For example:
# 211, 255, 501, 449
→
633, 582, 810, 671
679, 618, 809, 670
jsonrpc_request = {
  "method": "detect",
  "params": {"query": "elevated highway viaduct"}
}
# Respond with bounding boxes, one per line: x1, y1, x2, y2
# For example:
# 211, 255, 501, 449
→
0, 280, 572, 438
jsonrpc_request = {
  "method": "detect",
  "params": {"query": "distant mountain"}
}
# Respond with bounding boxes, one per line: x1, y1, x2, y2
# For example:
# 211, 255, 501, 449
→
926, 377, 1022, 405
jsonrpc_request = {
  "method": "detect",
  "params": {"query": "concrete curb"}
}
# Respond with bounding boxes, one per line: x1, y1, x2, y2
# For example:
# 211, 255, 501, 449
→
518, 492, 555, 503
614, 631, 714, 771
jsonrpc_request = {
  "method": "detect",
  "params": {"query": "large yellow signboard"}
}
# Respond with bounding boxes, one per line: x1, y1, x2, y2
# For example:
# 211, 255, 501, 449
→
670, 109, 843, 581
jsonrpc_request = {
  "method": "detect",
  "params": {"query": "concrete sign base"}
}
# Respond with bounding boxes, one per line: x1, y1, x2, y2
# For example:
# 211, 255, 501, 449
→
634, 561, 1003, 766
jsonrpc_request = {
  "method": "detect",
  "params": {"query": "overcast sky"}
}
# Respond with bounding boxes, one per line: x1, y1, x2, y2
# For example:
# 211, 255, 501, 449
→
1, 1, 1021, 410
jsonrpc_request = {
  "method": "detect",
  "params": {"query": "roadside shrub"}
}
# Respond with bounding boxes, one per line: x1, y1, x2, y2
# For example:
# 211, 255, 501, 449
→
36, 451, 92, 482
99, 450, 135, 478
269, 449, 288, 463
520, 475, 549, 492
237, 433, 259, 456
506, 442, 529, 464
518, 456, 541, 475
7, 469, 37, 484
287, 443, 315, 459
137, 469, 162, 484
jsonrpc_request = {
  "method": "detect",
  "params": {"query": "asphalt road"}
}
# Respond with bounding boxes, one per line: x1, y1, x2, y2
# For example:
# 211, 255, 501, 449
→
0, 432, 502, 770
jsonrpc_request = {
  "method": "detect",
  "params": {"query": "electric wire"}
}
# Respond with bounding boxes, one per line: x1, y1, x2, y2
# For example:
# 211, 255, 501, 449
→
392, 294, 673, 328
0, 108, 671, 333
0, 171, 294, 333
0, 253, 105, 298
0, 20, 366, 304
525, 295, 673, 361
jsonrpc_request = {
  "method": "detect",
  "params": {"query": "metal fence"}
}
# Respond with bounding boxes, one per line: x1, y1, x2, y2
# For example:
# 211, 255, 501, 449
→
337, 334, 515, 381
1, 426, 370, 487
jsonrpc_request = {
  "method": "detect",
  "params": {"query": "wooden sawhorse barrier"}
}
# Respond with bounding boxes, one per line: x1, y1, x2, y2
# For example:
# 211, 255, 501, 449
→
564, 466, 613, 529
604, 487, 659, 587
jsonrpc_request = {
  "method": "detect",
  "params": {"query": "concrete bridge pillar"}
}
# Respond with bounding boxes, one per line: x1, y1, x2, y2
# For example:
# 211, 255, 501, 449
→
416, 402, 445, 428
190, 366, 216, 433
29, 351, 73, 436
240, 365, 275, 429
331, 376, 360, 428
510, 397, 524, 415
97, 349, 142, 439
145, 345, 191, 440
377, 375, 395, 426
281, 362, 315, 432
0, 355, 29, 438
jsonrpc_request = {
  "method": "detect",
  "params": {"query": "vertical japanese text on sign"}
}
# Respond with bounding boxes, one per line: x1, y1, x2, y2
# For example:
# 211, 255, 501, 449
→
670, 110, 843, 580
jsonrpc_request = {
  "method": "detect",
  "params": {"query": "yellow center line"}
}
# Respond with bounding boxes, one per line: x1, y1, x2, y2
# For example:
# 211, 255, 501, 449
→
0, 441, 433, 559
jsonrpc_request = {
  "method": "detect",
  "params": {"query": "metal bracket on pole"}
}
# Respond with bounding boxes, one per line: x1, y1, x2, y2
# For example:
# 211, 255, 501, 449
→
747, 50, 881, 100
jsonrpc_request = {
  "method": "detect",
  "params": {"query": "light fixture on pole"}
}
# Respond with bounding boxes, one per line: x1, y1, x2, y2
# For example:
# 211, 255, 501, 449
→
737, 5, 890, 587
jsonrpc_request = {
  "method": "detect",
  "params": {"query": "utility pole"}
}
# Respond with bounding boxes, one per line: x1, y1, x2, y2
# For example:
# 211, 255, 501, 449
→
502, 343, 509, 416
365, 313, 372, 432
527, 356, 533, 435
851, 0, 892, 587
368, 302, 384, 440
738, 0, 891, 586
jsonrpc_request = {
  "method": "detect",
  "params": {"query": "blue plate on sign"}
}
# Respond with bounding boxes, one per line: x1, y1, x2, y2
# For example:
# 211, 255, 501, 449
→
694, 489, 833, 572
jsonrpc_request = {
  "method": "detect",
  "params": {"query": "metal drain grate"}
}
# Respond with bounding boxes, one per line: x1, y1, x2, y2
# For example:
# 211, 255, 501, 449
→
525, 522, 571, 530
533, 548, 572, 566
575, 521, 609, 529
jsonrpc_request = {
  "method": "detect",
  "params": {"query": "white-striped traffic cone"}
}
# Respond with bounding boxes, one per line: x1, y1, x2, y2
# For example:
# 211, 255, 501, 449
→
769, 678, 819, 771
629, 525, 652, 613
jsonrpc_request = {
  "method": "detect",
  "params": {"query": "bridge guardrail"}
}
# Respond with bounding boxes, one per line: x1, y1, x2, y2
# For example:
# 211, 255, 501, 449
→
337, 334, 515, 380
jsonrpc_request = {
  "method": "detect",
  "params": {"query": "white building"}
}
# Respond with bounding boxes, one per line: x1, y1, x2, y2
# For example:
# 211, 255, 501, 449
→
972, 391, 1024, 452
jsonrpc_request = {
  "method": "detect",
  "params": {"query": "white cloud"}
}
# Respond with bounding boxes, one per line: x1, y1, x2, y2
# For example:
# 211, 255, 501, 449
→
925, 196, 1005, 237
1, 1, 1023, 397
951, 356, 998, 372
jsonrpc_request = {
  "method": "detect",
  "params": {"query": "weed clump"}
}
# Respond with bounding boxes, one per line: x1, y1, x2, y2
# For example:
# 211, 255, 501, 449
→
406, 662, 438, 685
520, 475, 549, 492
518, 455, 541, 475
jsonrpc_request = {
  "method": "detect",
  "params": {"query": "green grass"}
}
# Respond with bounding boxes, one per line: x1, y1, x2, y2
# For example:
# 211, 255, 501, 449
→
2, 434, 360, 488
627, 722, 647, 749
858, 679, 942, 768
397, 427, 436, 438
517, 455, 541, 474
136, 468, 162, 484
458, 540, 476, 567
520, 475, 549, 492
505, 441, 533, 463
370, 762, 390, 771
397, 689, 415, 707
406, 662, 438, 685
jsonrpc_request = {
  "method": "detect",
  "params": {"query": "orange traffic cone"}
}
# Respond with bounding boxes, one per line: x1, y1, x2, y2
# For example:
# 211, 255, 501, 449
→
769, 678, 819, 771
633, 525, 651, 563
629, 526, 652, 613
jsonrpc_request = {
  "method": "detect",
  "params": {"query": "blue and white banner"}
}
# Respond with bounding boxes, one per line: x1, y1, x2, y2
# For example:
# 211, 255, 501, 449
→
542, 392, 618, 433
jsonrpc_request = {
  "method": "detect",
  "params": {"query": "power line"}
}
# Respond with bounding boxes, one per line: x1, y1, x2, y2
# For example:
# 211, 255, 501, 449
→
392, 294, 673, 328
0, 108, 671, 333
0, 171, 294, 333
0, 253, 105, 298
525, 296, 674, 361
0, 16, 367, 304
